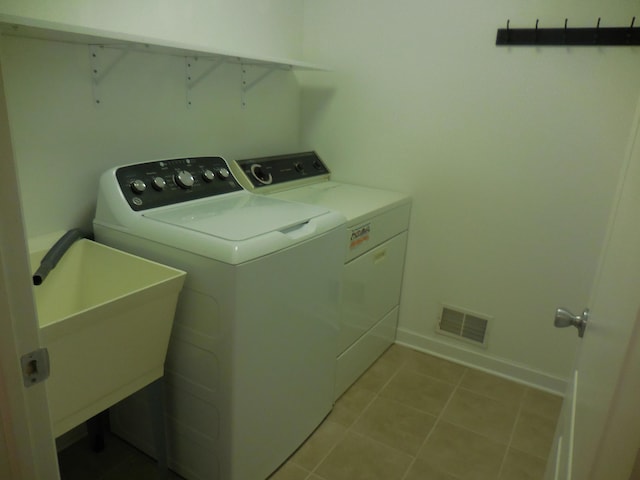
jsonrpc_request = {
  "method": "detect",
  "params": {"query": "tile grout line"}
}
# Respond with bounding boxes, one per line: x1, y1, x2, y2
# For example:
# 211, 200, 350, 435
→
398, 366, 469, 480
303, 356, 406, 480
300, 419, 351, 480
305, 351, 462, 480
495, 386, 528, 479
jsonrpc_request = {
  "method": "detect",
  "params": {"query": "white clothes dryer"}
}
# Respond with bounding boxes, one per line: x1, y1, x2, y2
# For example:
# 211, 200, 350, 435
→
93, 156, 346, 480
230, 152, 411, 399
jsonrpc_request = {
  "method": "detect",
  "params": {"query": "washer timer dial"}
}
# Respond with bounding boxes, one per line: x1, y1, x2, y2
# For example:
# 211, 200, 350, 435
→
175, 170, 195, 189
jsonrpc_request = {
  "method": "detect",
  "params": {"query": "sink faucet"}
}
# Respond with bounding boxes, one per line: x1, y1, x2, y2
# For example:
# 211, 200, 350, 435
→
33, 229, 92, 285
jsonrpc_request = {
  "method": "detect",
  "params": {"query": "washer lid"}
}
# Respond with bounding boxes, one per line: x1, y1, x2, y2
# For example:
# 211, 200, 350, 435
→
143, 192, 330, 241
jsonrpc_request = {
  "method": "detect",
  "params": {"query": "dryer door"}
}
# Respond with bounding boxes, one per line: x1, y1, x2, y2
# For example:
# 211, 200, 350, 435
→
339, 231, 408, 354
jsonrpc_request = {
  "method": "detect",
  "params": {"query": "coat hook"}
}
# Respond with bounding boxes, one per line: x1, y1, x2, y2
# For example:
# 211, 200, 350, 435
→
506, 19, 510, 42
594, 17, 601, 43
563, 18, 568, 42
535, 19, 539, 42
627, 16, 636, 43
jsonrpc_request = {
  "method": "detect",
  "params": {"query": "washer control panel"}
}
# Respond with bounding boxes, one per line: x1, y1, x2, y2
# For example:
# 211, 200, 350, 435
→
116, 156, 242, 211
233, 151, 330, 190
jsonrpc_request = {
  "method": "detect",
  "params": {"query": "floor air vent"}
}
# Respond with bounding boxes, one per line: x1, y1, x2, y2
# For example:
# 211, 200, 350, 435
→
437, 306, 490, 347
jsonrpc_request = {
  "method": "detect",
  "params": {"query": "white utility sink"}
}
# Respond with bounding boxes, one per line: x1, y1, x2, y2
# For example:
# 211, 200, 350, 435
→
30, 238, 186, 437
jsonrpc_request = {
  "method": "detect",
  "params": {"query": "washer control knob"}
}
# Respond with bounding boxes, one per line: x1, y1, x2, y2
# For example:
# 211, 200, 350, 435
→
312, 159, 324, 170
202, 169, 215, 182
152, 176, 167, 191
130, 179, 147, 194
217, 167, 231, 179
294, 162, 305, 173
175, 170, 195, 189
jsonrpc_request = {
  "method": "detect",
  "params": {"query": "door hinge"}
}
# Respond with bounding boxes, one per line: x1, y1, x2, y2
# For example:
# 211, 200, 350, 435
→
21, 348, 50, 387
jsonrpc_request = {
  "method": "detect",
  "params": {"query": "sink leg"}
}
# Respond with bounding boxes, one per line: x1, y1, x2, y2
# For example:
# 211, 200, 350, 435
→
148, 378, 169, 479
85, 411, 107, 452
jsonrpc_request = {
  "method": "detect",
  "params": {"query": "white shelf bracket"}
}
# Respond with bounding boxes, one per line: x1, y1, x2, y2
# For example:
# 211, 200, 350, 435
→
241, 63, 287, 109
89, 44, 130, 106
185, 56, 224, 108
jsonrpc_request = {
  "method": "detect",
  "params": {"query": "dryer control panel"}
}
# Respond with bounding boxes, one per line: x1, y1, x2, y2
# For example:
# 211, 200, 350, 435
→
116, 156, 243, 211
232, 151, 330, 192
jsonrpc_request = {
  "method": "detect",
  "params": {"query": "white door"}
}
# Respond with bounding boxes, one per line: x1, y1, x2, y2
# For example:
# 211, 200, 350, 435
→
0, 50, 60, 479
546, 97, 640, 480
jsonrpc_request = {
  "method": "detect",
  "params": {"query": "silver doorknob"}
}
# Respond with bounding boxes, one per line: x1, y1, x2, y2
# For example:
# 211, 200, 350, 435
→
554, 307, 589, 338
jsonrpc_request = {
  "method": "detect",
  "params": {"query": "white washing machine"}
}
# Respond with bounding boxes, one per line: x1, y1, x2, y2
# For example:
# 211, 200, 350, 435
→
93, 156, 346, 480
230, 152, 411, 399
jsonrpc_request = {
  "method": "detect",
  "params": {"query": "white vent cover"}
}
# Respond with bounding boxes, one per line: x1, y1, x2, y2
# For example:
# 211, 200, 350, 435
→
436, 305, 490, 347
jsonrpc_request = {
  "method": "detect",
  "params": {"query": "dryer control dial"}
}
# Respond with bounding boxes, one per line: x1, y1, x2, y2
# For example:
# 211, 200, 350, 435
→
175, 170, 195, 189
250, 164, 273, 185
217, 167, 231, 179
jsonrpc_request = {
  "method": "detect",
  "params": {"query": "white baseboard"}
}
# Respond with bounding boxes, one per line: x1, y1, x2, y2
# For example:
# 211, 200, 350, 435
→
396, 327, 568, 396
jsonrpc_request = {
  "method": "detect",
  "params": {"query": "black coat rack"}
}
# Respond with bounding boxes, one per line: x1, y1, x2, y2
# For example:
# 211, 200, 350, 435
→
496, 17, 640, 46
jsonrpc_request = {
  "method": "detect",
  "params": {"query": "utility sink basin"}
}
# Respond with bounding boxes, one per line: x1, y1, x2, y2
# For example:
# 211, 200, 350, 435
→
29, 238, 186, 437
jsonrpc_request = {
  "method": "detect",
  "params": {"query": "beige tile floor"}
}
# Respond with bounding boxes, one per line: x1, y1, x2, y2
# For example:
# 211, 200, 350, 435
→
58, 344, 562, 480
269, 344, 562, 480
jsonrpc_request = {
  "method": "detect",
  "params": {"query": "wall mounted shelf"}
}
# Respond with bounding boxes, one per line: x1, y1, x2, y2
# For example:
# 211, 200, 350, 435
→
0, 14, 326, 70
0, 14, 328, 107
496, 18, 640, 46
